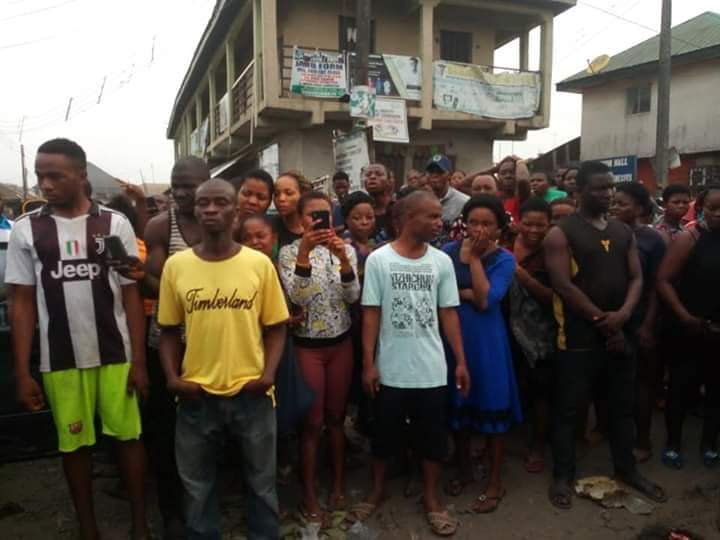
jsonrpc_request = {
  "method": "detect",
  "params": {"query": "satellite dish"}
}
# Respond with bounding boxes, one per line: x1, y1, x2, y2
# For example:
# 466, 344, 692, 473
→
586, 54, 611, 74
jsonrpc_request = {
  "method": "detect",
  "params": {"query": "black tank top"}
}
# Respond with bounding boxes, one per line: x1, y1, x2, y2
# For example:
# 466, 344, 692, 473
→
676, 226, 720, 322
554, 213, 633, 350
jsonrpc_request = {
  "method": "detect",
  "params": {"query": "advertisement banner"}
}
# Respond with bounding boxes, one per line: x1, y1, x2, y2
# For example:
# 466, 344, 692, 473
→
370, 98, 409, 144
433, 61, 541, 119
333, 130, 370, 191
349, 54, 422, 101
350, 85, 376, 118
290, 47, 348, 98
599, 155, 637, 183
382, 54, 422, 100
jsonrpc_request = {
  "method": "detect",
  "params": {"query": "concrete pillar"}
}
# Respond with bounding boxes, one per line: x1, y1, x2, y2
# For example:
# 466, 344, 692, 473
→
226, 40, 236, 124
195, 95, 202, 130
209, 69, 217, 141
260, 0, 280, 104
539, 16, 553, 123
519, 27, 529, 71
419, 0, 439, 130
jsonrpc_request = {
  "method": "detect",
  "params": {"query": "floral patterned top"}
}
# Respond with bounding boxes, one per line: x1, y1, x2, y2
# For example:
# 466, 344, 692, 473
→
278, 239, 360, 343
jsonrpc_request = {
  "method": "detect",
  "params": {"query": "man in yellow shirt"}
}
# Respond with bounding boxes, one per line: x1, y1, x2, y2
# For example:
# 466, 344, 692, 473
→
158, 178, 289, 539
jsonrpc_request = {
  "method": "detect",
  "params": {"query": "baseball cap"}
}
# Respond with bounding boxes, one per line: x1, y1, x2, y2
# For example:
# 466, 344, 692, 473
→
425, 154, 452, 174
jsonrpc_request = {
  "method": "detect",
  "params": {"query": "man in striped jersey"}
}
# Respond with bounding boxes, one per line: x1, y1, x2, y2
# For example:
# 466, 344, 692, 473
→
6, 139, 150, 540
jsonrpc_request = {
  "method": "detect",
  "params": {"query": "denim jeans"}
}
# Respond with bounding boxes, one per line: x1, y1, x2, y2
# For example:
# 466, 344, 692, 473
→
176, 392, 279, 540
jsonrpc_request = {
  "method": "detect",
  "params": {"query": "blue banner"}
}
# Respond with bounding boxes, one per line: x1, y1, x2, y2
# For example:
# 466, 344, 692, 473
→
599, 155, 637, 183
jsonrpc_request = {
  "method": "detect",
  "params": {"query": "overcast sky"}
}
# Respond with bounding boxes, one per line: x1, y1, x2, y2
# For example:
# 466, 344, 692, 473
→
0, 0, 716, 187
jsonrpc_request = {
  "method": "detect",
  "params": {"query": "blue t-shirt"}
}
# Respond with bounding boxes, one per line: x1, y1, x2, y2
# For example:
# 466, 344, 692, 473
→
361, 243, 460, 388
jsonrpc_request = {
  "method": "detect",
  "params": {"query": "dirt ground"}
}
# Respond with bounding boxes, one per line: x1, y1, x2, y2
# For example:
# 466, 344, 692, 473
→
1, 411, 718, 540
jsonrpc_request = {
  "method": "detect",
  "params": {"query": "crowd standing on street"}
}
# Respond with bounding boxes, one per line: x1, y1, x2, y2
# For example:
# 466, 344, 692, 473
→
4, 137, 720, 539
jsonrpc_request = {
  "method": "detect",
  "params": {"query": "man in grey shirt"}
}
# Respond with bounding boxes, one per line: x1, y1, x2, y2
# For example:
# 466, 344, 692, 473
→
425, 154, 469, 247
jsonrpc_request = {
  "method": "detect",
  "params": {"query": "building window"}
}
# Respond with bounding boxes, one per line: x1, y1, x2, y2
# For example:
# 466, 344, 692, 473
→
339, 16, 376, 53
440, 30, 472, 63
626, 85, 651, 115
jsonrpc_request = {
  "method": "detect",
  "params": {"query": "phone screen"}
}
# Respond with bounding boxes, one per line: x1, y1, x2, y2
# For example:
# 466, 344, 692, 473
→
105, 235, 129, 261
311, 210, 331, 231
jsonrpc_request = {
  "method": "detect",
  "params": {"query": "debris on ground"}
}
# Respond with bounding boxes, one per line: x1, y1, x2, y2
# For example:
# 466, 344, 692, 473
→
576, 476, 655, 515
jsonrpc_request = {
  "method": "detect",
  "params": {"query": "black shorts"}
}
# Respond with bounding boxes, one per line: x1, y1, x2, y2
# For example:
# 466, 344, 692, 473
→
371, 385, 448, 462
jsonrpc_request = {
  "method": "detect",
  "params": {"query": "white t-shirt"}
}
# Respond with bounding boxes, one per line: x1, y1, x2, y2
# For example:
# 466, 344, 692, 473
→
5, 203, 138, 372
361, 243, 459, 388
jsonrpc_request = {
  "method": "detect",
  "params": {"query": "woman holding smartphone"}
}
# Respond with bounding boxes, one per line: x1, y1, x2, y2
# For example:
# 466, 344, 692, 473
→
278, 191, 360, 525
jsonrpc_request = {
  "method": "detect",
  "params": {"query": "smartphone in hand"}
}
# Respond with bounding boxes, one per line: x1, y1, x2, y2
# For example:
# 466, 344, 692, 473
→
105, 235, 130, 262
310, 210, 331, 231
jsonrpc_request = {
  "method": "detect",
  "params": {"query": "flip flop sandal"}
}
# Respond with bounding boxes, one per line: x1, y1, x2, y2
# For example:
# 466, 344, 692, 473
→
298, 505, 328, 528
427, 511, 458, 537
661, 449, 684, 470
327, 494, 347, 512
345, 501, 378, 523
525, 456, 545, 474
616, 473, 668, 503
472, 489, 506, 514
548, 481, 573, 510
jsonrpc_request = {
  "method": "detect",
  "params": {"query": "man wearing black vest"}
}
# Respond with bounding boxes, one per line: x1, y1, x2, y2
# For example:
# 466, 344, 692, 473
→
544, 160, 666, 509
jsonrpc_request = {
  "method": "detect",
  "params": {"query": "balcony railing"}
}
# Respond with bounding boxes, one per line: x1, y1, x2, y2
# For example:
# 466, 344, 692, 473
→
232, 60, 255, 124
278, 43, 541, 119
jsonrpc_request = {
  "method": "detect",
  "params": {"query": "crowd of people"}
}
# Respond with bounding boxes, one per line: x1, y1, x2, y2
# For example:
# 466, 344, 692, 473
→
3, 137, 720, 540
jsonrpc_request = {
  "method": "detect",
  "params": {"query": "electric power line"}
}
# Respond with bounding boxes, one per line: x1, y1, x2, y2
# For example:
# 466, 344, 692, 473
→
0, 0, 81, 23
578, 1, 706, 50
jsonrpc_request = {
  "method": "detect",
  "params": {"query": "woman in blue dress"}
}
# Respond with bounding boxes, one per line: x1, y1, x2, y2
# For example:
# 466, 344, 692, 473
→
443, 194, 522, 513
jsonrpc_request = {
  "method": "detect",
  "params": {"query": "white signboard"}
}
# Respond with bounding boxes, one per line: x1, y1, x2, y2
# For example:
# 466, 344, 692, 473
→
290, 47, 348, 98
259, 143, 280, 181
350, 85, 376, 118
217, 93, 230, 134
382, 54, 422, 100
433, 61, 541, 119
370, 97, 409, 144
333, 131, 370, 192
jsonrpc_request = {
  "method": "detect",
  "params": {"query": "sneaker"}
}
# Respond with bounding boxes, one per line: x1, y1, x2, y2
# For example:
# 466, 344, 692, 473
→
661, 449, 683, 470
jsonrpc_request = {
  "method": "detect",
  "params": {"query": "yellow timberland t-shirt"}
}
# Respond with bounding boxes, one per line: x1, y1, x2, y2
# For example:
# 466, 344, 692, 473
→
158, 247, 289, 396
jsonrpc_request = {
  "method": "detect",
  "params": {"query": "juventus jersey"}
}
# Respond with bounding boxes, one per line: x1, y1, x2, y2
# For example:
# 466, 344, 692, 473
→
5, 202, 139, 372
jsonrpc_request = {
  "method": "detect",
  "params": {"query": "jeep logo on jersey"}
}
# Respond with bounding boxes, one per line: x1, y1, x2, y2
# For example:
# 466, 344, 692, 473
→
50, 260, 102, 281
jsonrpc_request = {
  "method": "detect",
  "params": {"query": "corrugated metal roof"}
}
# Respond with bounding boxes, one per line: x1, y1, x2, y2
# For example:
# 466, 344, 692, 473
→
559, 11, 720, 90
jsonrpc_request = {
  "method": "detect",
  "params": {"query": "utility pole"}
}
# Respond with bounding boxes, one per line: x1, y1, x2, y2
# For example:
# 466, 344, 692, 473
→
20, 144, 28, 199
355, 0, 371, 91
655, 0, 672, 187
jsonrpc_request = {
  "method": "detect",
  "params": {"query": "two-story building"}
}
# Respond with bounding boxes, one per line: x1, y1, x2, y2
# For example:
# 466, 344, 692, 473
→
558, 11, 720, 193
168, 0, 575, 185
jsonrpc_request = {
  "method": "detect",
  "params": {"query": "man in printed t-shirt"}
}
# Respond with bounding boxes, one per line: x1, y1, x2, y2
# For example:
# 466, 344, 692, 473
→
158, 178, 289, 539
351, 191, 470, 536
6, 138, 150, 540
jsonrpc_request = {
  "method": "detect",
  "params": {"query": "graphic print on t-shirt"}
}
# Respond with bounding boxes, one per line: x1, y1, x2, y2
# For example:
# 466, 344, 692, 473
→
389, 261, 435, 336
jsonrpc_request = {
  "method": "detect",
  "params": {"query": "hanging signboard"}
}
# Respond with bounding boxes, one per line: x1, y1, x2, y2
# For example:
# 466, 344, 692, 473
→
217, 93, 230, 134
348, 54, 422, 101
350, 85, 376, 118
370, 98, 409, 144
433, 61, 541, 119
259, 143, 280, 181
333, 130, 370, 192
599, 155, 637, 183
381, 54, 422, 100
290, 47, 348, 98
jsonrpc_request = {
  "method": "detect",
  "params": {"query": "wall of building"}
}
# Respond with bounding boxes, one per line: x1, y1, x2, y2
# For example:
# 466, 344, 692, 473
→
580, 57, 720, 161
274, 125, 493, 183
277, 0, 496, 61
